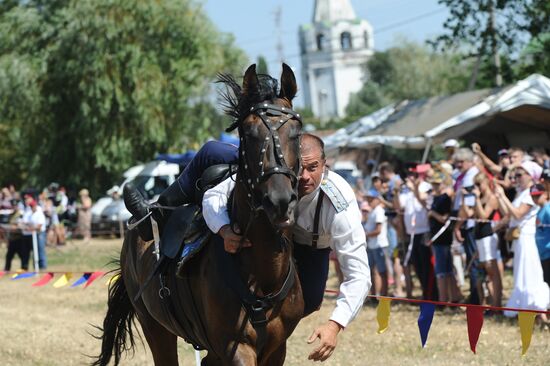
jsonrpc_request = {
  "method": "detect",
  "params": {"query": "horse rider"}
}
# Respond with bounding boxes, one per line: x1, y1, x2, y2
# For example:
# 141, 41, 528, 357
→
124, 134, 371, 362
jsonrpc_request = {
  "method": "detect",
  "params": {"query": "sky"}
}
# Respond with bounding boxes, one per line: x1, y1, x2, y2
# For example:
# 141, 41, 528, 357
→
203, 0, 450, 107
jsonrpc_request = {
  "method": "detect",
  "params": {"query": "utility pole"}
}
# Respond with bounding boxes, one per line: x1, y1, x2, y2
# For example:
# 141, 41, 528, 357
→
488, 0, 503, 87
273, 6, 285, 64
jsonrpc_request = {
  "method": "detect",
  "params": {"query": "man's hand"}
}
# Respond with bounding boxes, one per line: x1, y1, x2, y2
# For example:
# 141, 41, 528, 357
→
218, 225, 251, 253
307, 320, 342, 362
471, 142, 481, 154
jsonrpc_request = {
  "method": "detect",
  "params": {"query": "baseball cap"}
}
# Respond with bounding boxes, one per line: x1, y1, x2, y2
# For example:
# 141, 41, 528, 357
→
541, 168, 550, 181
443, 139, 459, 149
408, 163, 431, 174
28, 199, 37, 207
365, 188, 381, 199
530, 184, 545, 196
497, 149, 509, 157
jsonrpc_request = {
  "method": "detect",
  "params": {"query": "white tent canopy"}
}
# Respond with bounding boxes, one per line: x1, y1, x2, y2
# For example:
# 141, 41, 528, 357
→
324, 74, 550, 155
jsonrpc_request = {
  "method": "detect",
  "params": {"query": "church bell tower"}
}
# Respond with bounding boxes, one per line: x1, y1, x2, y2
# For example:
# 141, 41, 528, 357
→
299, 0, 374, 120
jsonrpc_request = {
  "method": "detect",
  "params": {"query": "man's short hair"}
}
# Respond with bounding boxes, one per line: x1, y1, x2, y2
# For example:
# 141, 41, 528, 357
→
378, 162, 394, 173
508, 146, 525, 155
453, 148, 474, 162
301, 133, 325, 160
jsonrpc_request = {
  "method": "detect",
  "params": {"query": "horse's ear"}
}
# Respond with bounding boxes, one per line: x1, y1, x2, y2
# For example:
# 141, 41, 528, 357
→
242, 64, 259, 97
279, 63, 297, 101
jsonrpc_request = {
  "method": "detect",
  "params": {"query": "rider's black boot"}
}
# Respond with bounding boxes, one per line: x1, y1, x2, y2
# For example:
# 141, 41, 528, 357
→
123, 181, 191, 241
123, 183, 153, 241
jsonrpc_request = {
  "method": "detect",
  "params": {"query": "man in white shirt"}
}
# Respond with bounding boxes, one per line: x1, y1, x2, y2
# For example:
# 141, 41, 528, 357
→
452, 147, 481, 305
20, 198, 47, 269
363, 188, 389, 296
393, 166, 437, 300
202, 134, 371, 362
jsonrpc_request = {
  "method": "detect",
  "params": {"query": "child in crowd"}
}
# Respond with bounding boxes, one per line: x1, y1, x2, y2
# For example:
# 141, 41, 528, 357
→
363, 188, 389, 297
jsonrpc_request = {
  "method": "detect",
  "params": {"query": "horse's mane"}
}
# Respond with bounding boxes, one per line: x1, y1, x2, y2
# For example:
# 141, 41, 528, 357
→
217, 72, 279, 132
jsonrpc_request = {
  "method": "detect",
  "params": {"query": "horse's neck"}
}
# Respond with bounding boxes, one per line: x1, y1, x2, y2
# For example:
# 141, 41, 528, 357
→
233, 183, 290, 294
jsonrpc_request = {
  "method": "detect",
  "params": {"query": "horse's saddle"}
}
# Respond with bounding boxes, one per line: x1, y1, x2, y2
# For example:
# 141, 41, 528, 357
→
161, 163, 237, 270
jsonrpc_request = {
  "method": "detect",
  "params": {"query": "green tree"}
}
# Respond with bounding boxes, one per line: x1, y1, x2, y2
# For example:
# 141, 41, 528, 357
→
432, 0, 550, 87
346, 40, 471, 116
256, 55, 269, 75
0, 0, 247, 194
345, 82, 388, 120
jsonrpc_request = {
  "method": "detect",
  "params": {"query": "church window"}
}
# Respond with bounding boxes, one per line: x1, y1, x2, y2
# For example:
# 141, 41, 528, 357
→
316, 33, 325, 51
364, 31, 369, 48
341, 31, 352, 50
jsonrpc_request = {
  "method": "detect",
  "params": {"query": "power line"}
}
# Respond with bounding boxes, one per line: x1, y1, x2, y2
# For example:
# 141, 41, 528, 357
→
239, 7, 447, 48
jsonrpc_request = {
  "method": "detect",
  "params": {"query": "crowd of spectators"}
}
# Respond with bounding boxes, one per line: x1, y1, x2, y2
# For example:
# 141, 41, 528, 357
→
351, 139, 550, 322
1, 183, 93, 271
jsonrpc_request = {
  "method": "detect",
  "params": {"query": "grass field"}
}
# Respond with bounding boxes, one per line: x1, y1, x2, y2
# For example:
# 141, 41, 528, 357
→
1, 238, 548, 365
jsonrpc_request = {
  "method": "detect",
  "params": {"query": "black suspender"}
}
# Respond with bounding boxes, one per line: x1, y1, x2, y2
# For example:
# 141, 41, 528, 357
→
312, 190, 325, 248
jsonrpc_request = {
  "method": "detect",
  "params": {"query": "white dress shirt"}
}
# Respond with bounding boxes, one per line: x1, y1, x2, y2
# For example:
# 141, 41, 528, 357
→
202, 170, 371, 328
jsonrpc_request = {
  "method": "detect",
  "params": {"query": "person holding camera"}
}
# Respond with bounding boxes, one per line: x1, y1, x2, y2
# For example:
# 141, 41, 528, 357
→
463, 172, 503, 309
495, 161, 549, 318
452, 148, 481, 304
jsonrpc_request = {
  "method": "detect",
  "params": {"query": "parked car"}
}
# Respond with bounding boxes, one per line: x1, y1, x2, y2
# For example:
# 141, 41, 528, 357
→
92, 160, 180, 237
332, 160, 362, 187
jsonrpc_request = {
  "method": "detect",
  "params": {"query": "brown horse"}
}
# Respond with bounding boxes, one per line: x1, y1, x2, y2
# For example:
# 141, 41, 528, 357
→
92, 64, 304, 365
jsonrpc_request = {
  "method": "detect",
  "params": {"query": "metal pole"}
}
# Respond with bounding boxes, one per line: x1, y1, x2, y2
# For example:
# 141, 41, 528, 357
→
119, 219, 124, 238
421, 138, 432, 164
32, 230, 39, 273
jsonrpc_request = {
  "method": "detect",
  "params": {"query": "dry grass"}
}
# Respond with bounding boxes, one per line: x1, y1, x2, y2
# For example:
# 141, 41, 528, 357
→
0, 238, 548, 365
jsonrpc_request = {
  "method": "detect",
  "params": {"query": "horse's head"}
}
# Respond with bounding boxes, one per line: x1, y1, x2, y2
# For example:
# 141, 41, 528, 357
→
219, 64, 302, 229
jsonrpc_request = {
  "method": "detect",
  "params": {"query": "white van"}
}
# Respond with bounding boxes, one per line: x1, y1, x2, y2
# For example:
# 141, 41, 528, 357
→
92, 160, 180, 236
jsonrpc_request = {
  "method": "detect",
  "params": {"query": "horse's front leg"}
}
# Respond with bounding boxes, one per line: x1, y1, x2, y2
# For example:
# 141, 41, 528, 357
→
202, 343, 257, 366
260, 342, 286, 366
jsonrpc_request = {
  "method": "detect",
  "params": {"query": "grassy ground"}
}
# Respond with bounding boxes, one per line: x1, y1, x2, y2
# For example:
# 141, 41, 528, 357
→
0, 238, 548, 365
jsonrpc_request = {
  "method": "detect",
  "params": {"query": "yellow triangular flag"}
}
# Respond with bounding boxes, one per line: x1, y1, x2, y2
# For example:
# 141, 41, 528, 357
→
518, 312, 536, 356
53, 273, 73, 288
376, 298, 392, 334
106, 273, 120, 286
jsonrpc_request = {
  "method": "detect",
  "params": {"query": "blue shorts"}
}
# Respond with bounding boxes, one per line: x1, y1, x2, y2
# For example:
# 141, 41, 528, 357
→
432, 245, 453, 277
367, 247, 387, 274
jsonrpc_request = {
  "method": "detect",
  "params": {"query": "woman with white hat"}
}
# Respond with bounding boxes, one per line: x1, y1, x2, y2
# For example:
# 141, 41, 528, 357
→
495, 161, 549, 318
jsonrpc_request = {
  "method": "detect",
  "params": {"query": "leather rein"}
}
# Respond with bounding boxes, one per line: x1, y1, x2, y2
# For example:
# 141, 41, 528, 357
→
227, 102, 302, 354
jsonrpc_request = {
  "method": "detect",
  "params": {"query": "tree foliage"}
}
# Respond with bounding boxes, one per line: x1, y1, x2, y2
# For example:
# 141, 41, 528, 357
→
432, 0, 550, 86
0, 0, 247, 195
346, 40, 471, 120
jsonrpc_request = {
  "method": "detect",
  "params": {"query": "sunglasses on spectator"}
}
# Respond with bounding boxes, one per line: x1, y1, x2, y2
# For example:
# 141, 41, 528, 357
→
514, 173, 525, 179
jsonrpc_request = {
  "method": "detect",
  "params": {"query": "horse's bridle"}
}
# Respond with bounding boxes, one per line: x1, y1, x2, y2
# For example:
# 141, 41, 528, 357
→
237, 102, 302, 211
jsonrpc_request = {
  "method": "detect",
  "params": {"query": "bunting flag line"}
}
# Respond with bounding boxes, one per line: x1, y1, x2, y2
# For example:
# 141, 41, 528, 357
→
518, 312, 536, 356
376, 298, 391, 334
106, 273, 120, 286
466, 307, 484, 354
53, 273, 73, 288
32, 272, 54, 287
71, 273, 92, 287
0, 270, 6, 279
84, 271, 106, 288
12, 272, 36, 280
417, 303, 435, 348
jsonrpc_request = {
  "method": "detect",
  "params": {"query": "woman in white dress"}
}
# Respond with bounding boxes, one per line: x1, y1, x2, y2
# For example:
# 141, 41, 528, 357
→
495, 161, 549, 319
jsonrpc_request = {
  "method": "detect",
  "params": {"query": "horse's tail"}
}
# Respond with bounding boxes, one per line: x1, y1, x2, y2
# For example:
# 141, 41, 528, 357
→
91, 268, 138, 366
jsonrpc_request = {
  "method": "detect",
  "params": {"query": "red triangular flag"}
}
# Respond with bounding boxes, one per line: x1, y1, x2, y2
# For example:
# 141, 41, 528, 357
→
0, 270, 6, 279
84, 271, 106, 288
466, 306, 484, 354
32, 272, 54, 287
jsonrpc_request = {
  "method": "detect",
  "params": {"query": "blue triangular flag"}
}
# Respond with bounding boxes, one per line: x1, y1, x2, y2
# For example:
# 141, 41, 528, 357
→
71, 273, 91, 287
12, 272, 37, 280
417, 303, 435, 348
